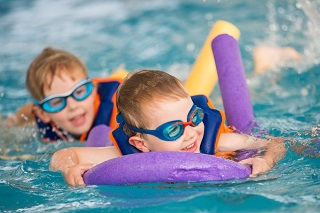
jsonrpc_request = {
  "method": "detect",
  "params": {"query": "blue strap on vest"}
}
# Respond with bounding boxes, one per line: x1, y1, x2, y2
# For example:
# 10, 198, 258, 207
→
112, 95, 223, 155
35, 80, 120, 141
195, 95, 222, 154
92, 81, 120, 127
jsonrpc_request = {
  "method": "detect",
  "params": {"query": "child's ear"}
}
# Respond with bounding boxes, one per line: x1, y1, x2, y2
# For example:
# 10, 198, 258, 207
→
32, 105, 51, 123
128, 136, 150, 152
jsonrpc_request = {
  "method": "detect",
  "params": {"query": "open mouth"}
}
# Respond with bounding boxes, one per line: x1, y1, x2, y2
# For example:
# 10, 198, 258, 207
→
181, 142, 197, 152
70, 113, 86, 126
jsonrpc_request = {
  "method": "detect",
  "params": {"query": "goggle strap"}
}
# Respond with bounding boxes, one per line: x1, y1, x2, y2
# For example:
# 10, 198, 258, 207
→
116, 113, 125, 123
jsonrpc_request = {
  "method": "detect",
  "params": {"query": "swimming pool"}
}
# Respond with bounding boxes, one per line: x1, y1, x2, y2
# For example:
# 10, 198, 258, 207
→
0, 0, 319, 212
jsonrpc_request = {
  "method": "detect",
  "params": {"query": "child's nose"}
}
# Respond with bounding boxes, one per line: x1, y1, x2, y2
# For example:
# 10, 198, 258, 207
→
66, 97, 79, 110
184, 125, 196, 140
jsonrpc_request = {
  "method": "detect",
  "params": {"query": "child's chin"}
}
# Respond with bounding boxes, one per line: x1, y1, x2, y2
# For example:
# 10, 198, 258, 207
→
69, 125, 90, 137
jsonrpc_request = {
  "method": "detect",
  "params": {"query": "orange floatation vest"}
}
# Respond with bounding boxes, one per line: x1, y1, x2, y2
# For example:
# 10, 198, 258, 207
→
110, 95, 235, 158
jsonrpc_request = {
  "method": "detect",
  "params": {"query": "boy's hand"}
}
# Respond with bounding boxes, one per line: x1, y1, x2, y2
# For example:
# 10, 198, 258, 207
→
62, 164, 94, 187
239, 136, 286, 177
239, 157, 273, 177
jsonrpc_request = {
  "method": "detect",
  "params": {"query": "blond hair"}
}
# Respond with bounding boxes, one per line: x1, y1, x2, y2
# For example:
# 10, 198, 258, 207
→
26, 47, 88, 100
116, 69, 189, 137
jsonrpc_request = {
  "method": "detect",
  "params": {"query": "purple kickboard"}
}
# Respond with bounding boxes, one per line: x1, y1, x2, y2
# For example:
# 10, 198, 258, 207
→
83, 152, 251, 185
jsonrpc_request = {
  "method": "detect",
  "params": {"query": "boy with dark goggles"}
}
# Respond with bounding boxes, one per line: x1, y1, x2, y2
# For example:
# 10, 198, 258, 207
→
118, 104, 204, 141
34, 79, 93, 113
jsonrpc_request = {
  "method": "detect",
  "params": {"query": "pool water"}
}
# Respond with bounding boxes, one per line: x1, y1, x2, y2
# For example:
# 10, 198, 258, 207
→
1, 0, 320, 212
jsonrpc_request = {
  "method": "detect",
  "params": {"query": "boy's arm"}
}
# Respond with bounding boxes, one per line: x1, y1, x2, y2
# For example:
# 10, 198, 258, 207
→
3, 102, 35, 127
217, 133, 286, 176
50, 146, 120, 187
217, 133, 266, 152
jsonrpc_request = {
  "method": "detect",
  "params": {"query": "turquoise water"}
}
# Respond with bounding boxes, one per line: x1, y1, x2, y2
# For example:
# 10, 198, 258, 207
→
1, 0, 320, 212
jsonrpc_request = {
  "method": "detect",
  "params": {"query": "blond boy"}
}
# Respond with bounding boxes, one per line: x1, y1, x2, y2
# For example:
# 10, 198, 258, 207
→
5, 47, 122, 142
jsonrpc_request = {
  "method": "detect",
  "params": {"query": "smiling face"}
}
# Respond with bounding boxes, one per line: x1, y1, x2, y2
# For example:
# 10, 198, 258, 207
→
129, 97, 205, 153
39, 68, 96, 137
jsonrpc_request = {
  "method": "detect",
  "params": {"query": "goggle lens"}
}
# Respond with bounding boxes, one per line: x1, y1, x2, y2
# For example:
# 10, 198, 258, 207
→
165, 124, 184, 140
42, 98, 66, 113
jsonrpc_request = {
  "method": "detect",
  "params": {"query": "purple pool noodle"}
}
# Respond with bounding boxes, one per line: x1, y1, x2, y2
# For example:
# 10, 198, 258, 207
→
211, 34, 255, 134
83, 152, 251, 185
212, 34, 258, 160
86, 125, 113, 147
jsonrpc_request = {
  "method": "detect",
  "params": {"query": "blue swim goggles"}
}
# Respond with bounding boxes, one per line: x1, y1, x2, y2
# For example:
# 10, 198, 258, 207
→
34, 79, 94, 113
118, 104, 204, 141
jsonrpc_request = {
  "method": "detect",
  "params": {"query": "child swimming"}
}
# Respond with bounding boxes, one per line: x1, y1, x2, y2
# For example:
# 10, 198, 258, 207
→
50, 69, 286, 186
4, 47, 122, 142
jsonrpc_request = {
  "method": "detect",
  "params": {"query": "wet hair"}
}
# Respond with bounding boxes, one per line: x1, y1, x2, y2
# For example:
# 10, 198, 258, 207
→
116, 69, 190, 137
26, 47, 88, 100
